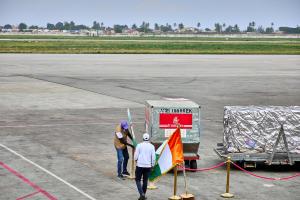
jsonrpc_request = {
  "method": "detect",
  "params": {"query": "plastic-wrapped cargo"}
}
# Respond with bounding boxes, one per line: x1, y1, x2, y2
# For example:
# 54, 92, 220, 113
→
223, 106, 300, 154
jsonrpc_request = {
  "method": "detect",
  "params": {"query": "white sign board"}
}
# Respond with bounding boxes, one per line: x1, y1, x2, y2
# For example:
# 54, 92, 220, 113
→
165, 129, 187, 138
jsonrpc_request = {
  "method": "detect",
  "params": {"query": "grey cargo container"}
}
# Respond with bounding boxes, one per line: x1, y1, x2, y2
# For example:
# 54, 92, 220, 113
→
145, 100, 201, 169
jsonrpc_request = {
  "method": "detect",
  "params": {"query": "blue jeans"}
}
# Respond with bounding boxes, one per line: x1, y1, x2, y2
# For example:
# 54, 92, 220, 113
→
135, 166, 151, 197
116, 147, 129, 176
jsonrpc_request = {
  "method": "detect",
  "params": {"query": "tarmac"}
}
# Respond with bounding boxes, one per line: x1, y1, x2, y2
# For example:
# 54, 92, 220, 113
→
0, 54, 299, 200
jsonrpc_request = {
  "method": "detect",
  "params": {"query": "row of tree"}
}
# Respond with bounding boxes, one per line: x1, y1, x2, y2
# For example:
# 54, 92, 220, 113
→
212, 22, 276, 33
2, 21, 300, 34
46, 21, 89, 31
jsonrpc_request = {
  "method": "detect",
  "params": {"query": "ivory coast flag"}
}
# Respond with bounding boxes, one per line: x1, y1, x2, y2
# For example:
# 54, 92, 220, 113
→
149, 127, 184, 181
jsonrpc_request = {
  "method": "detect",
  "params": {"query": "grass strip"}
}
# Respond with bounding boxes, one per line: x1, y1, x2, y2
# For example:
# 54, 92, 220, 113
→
0, 40, 299, 54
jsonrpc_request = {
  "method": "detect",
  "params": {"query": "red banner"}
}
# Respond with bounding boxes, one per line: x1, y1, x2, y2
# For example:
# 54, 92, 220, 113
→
159, 113, 192, 129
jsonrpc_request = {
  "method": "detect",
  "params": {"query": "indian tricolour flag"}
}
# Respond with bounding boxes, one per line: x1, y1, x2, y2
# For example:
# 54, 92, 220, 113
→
149, 127, 184, 181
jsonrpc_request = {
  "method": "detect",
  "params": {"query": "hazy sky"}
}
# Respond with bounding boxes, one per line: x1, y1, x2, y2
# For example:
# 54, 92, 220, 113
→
0, 0, 299, 29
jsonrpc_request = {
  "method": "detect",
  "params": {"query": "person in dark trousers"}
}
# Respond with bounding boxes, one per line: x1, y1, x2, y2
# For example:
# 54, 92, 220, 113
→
134, 133, 156, 200
114, 120, 134, 179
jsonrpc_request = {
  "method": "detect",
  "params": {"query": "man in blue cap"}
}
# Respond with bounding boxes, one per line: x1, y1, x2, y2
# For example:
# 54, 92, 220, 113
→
114, 120, 135, 179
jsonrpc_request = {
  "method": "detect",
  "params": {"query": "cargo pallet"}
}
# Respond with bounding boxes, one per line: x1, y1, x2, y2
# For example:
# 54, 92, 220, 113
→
214, 126, 300, 168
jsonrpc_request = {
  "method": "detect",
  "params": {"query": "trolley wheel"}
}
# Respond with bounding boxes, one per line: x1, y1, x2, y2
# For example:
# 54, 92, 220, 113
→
236, 160, 244, 167
184, 160, 190, 168
190, 160, 197, 171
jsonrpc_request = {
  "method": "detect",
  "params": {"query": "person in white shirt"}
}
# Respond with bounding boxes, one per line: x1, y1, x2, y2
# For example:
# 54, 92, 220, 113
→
134, 133, 156, 200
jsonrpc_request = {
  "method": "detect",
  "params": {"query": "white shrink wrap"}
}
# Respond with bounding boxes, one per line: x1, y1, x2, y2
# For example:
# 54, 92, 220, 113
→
223, 106, 300, 154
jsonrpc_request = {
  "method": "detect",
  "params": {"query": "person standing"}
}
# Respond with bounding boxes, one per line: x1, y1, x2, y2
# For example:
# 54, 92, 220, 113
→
134, 133, 156, 200
114, 120, 134, 179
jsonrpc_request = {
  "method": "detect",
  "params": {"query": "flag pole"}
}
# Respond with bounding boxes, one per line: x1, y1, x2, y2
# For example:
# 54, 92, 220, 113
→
180, 162, 195, 200
183, 163, 187, 194
168, 125, 183, 199
127, 108, 136, 179
168, 164, 181, 200
148, 180, 158, 190
128, 147, 135, 179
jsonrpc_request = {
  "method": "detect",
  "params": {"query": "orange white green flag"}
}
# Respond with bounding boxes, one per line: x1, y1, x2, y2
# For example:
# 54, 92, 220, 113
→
149, 127, 184, 181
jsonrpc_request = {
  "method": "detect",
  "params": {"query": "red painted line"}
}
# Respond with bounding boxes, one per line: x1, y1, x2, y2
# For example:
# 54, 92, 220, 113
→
16, 191, 40, 200
0, 161, 57, 200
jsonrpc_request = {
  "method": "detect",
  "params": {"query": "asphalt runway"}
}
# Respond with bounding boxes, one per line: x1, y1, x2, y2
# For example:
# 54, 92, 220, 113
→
0, 54, 299, 200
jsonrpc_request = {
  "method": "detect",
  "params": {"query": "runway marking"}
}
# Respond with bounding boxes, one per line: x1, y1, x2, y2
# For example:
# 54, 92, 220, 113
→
0, 143, 97, 200
0, 161, 56, 200
0, 121, 144, 128
24, 75, 144, 106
